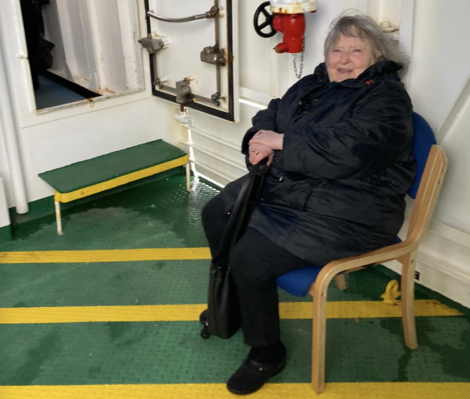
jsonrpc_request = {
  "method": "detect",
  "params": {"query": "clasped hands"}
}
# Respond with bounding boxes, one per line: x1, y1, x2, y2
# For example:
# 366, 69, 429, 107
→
248, 130, 284, 166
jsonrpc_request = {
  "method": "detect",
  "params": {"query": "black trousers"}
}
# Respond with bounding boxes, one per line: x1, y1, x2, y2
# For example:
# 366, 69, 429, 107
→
202, 194, 312, 347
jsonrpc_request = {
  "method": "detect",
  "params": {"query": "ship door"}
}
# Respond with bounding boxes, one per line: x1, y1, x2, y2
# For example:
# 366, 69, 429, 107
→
141, 0, 239, 122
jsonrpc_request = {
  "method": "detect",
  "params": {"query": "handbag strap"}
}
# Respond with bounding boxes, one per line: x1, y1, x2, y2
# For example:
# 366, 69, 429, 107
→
213, 159, 269, 265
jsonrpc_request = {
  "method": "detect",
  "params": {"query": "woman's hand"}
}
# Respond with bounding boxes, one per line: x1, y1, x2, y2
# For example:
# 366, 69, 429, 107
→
249, 130, 284, 151
249, 143, 274, 166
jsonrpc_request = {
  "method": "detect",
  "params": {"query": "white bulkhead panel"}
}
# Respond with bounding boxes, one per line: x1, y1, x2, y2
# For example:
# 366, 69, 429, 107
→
143, 0, 239, 122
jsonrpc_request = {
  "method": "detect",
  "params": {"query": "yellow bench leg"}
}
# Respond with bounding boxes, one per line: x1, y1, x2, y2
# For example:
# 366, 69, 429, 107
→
186, 163, 191, 192
55, 201, 63, 235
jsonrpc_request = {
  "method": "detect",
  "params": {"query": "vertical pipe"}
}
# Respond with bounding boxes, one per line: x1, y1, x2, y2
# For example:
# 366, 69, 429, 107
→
214, 0, 221, 96
0, 177, 12, 229
0, 30, 29, 214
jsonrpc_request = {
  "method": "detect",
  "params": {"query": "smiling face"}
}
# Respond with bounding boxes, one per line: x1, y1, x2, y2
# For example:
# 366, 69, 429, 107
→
326, 33, 381, 82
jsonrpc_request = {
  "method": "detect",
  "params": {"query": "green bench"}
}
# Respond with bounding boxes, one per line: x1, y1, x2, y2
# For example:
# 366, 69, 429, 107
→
39, 140, 190, 235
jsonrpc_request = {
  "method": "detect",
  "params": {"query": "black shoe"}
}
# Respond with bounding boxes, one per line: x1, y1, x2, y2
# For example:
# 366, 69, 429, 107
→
199, 309, 210, 339
226, 355, 286, 395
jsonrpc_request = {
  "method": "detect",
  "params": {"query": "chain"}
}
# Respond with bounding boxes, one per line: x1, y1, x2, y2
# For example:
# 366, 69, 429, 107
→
292, 40, 305, 79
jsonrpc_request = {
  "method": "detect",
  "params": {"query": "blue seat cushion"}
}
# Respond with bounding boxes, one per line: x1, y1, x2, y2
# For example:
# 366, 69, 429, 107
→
275, 266, 323, 297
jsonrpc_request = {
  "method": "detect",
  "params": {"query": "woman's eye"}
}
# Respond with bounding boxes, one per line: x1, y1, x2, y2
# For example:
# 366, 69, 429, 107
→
332, 49, 341, 53
353, 49, 362, 53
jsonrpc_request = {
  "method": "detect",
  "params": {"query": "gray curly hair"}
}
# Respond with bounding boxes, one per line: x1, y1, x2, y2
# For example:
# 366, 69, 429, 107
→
324, 11, 408, 68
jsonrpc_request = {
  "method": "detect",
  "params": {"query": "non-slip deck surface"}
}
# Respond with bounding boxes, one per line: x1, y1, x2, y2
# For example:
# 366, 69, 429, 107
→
1, 173, 469, 398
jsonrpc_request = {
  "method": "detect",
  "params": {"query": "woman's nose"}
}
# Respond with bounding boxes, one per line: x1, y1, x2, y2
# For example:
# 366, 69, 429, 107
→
339, 51, 350, 64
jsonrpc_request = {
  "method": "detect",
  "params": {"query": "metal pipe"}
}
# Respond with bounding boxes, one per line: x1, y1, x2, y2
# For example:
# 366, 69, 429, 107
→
148, 6, 218, 23
0, 32, 29, 214
213, 0, 222, 98
0, 177, 11, 228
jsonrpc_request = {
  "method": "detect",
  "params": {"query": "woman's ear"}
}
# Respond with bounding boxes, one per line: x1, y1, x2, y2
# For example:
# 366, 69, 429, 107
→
375, 50, 383, 60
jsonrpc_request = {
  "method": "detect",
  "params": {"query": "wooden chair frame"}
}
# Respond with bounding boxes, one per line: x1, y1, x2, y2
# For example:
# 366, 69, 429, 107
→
308, 145, 448, 394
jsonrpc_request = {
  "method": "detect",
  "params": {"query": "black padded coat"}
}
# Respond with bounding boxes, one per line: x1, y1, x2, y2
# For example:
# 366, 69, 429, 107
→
224, 60, 416, 266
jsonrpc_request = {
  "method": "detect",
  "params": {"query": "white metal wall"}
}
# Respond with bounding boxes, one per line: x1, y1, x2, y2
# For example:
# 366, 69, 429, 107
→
406, 0, 470, 234
401, 0, 470, 307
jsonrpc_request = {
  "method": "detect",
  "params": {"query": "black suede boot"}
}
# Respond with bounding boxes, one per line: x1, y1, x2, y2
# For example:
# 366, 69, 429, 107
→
226, 341, 287, 395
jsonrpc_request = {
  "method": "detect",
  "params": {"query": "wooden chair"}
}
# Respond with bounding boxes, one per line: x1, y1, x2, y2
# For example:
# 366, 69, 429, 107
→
275, 113, 448, 394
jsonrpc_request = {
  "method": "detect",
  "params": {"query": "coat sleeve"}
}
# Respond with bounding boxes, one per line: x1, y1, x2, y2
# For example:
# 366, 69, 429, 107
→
281, 83, 413, 179
241, 98, 281, 154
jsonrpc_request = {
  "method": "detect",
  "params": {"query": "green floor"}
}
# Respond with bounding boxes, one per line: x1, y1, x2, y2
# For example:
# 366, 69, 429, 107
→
1, 171, 469, 397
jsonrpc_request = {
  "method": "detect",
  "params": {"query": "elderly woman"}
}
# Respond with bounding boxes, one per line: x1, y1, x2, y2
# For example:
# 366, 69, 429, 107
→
201, 12, 415, 395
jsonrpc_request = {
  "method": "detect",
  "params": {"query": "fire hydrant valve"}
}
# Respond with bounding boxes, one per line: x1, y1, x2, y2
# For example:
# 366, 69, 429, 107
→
273, 13, 306, 54
253, 1, 317, 54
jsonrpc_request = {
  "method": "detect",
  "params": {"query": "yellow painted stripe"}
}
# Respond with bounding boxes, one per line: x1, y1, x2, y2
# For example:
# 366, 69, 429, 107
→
0, 247, 211, 264
280, 300, 463, 319
0, 300, 461, 324
1, 383, 470, 399
54, 156, 188, 203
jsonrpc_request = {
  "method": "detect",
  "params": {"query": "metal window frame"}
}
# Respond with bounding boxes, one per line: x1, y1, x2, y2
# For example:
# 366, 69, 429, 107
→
144, 0, 236, 122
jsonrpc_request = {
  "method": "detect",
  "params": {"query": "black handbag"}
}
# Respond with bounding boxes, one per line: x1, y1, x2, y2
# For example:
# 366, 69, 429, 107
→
205, 161, 269, 339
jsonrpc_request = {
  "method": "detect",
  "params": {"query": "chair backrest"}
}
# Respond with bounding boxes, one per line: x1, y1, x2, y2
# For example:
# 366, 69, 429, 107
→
406, 114, 448, 244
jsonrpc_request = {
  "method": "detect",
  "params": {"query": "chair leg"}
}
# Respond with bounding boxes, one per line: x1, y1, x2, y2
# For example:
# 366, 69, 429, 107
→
312, 286, 328, 394
334, 274, 347, 291
400, 250, 418, 350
